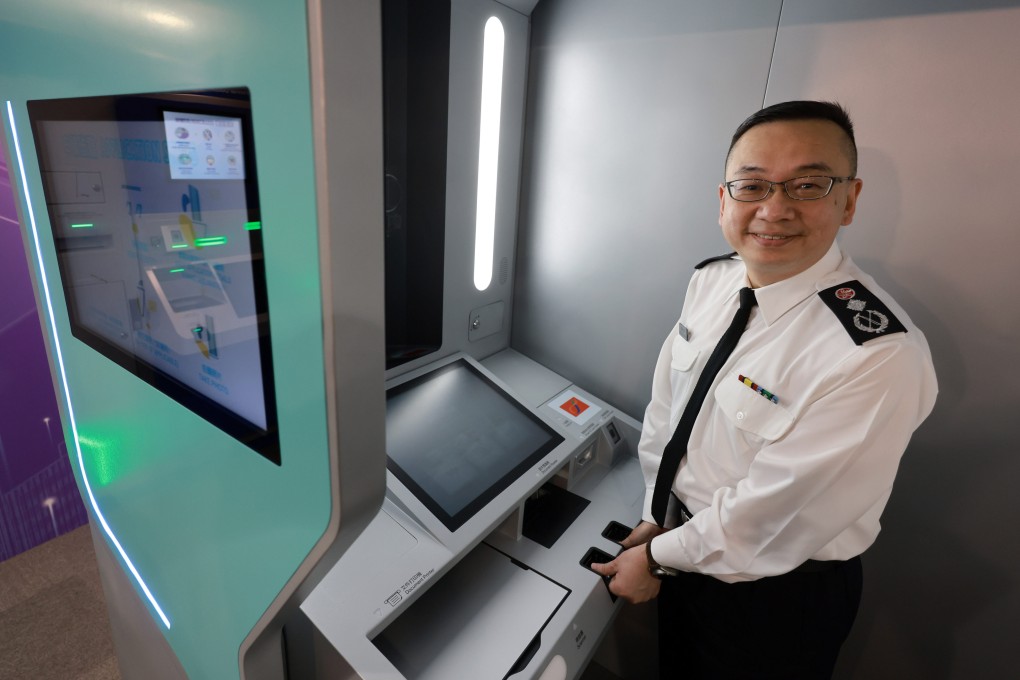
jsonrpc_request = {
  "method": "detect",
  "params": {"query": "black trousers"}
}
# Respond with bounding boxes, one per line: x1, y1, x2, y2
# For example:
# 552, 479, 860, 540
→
657, 557, 863, 679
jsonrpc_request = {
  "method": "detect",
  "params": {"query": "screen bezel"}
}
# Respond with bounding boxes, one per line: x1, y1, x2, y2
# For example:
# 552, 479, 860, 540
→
26, 89, 280, 465
385, 359, 564, 532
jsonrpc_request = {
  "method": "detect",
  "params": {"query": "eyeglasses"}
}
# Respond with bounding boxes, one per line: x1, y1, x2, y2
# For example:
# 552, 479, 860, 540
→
724, 175, 854, 202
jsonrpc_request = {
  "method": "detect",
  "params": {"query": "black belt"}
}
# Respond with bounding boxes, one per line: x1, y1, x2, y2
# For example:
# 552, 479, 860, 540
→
792, 559, 844, 573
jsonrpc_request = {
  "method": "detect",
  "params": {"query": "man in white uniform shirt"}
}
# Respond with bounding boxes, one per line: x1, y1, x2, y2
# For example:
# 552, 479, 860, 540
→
592, 101, 937, 678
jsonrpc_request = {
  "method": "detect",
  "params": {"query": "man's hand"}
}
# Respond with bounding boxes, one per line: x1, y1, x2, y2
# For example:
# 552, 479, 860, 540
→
620, 520, 666, 549
589, 544, 662, 604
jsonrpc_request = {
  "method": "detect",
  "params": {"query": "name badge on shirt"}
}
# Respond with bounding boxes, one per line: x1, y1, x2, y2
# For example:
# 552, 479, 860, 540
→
678, 322, 689, 341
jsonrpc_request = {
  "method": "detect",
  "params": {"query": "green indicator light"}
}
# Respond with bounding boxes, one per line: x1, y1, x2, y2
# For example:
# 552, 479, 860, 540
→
169, 268, 185, 273
70, 223, 94, 229
171, 244, 189, 249
245, 221, 262, 231
194, 236, 228, 247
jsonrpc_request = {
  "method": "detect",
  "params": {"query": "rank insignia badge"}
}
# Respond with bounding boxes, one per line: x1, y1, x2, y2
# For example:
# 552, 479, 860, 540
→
819, 281, 907, 345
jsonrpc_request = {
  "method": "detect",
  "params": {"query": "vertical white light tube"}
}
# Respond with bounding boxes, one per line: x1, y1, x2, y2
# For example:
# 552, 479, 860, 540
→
473, 16, 504, 291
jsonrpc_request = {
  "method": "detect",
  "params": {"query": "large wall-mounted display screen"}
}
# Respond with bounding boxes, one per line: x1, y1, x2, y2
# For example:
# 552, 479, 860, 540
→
385, 360, 563, 531
27, 89, 280, 464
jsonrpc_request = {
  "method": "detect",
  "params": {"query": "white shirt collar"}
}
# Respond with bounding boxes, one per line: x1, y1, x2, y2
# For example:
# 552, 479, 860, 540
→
746, 241, 845, 326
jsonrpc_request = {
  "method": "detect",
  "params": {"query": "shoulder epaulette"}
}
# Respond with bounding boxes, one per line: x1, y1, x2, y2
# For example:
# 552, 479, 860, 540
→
694, 252, 738, 270
818, 280, 907, 345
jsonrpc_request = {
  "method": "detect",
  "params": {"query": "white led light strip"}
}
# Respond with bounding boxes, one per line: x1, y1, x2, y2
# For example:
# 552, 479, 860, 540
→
5, 101, 171, 629
473, 16, 505, 291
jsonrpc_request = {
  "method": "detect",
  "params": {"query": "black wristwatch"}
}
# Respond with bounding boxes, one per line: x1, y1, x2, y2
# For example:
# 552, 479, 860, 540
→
646, 541, 681, 579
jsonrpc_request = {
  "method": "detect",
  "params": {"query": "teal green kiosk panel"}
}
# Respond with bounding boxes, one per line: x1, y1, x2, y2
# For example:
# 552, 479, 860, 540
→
0, 2, 386, 678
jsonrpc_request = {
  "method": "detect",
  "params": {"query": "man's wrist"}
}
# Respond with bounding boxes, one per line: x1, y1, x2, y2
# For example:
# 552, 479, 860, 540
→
646, 539, 681, 579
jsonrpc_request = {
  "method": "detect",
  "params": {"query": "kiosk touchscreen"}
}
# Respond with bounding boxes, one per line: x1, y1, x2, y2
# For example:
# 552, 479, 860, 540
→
386, 358, 563, 531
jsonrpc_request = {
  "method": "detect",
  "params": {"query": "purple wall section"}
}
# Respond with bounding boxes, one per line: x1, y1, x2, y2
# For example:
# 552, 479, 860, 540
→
1, 146, 89, 562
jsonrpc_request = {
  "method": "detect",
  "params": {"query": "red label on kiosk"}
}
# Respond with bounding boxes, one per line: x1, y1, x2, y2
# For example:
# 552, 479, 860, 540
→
559, 396, 590, 417
547, 389, 602, 427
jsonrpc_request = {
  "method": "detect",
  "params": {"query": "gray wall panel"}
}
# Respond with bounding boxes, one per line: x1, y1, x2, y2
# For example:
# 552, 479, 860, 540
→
517, 0, 1018, 677
767, 3, 1020, 678
514, 0, 783, 420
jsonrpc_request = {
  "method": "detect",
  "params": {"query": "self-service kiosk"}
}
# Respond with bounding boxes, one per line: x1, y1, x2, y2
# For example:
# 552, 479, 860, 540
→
295, 352, 646, 679
1, 1, 651, 678
2, 2, 388, 677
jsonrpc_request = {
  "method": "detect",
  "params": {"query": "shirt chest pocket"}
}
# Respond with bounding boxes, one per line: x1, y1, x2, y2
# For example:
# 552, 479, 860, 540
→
670, 335, 699, 372
669, 337, 701, 417
713, 371, 795, 442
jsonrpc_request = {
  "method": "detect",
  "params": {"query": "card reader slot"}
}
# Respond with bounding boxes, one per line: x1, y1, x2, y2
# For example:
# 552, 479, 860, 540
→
601, 520, 632, 545
580, 546, 619, 602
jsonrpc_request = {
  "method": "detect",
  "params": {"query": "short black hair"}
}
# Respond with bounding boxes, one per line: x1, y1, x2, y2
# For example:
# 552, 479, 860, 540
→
725, 100, 857, 176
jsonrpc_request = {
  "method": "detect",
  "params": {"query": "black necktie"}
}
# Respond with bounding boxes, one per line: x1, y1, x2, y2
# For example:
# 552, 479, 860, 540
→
651, 287, 757, 526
